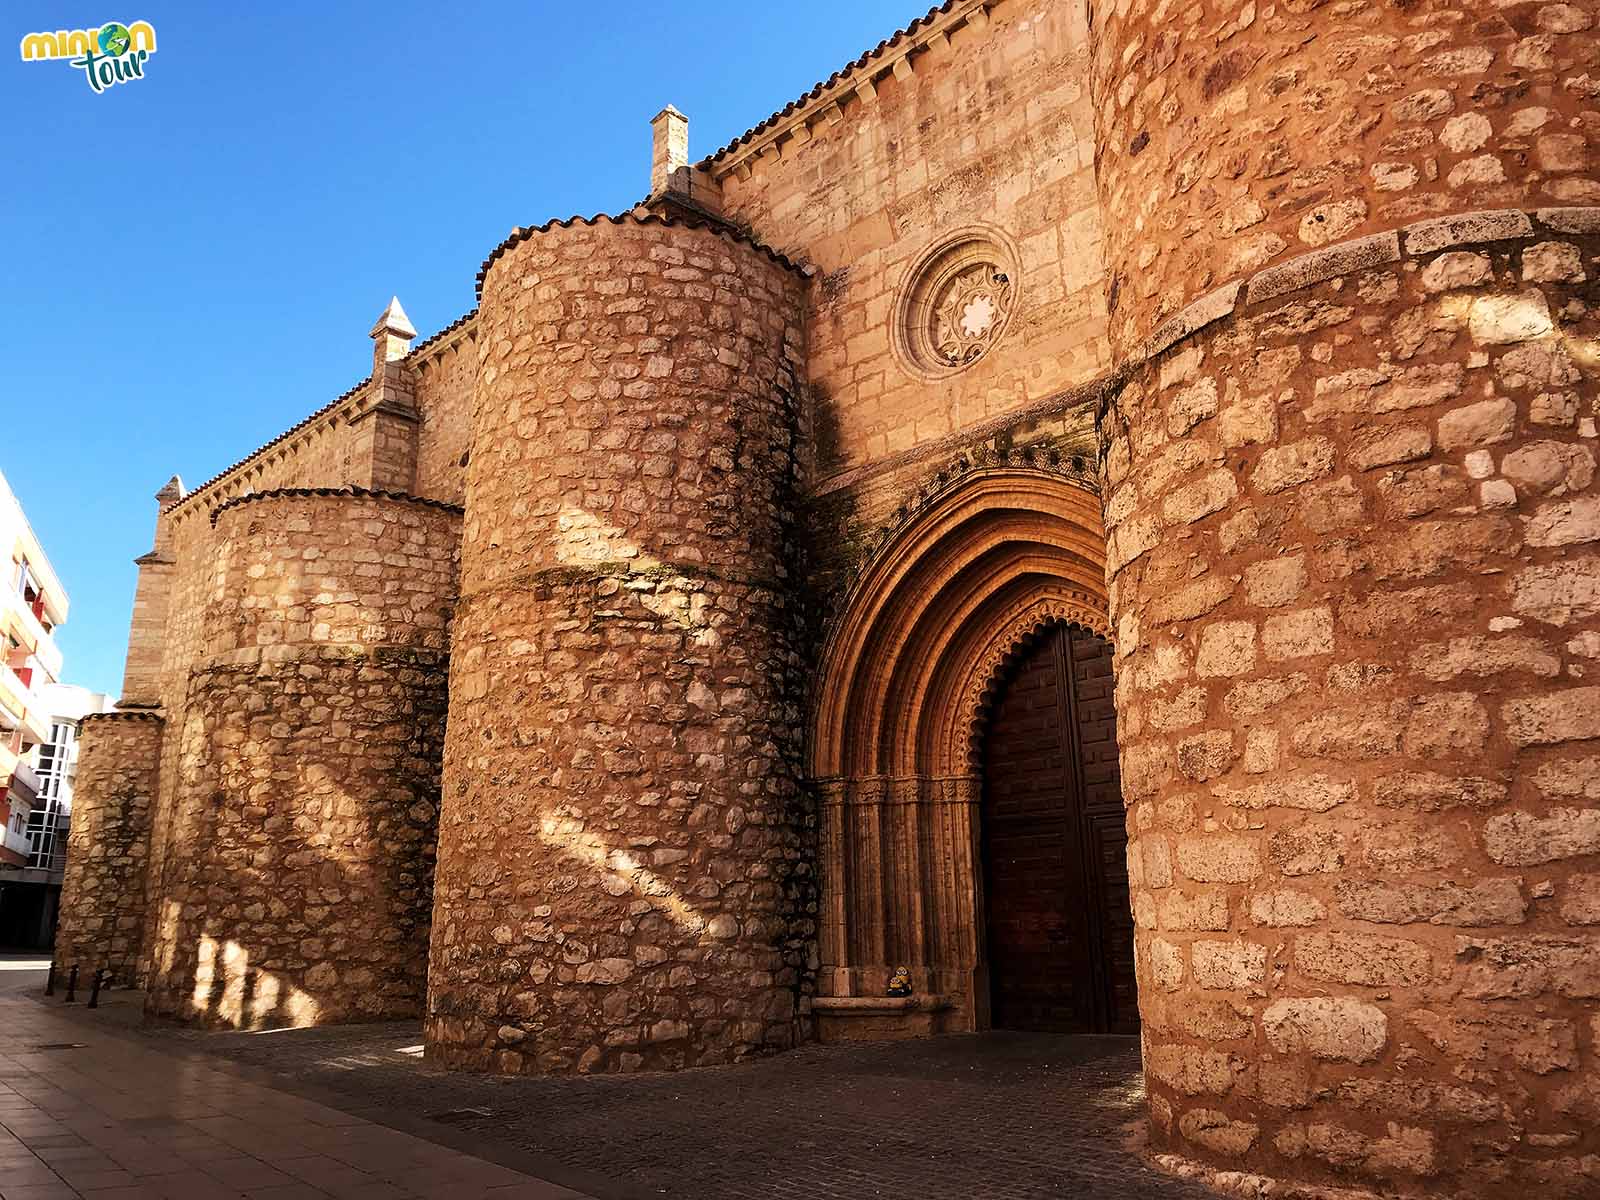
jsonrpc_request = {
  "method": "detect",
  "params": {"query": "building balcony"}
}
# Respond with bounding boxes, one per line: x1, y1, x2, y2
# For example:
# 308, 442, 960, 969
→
0, 800, 33, 867
1, 596, 62, 681
0, 669, 26, 724
5, 757, 38, 802
0, 667, 49, 746
0, 817, 30, 868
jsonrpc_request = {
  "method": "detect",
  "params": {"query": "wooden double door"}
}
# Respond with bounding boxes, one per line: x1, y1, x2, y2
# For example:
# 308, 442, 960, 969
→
979, 623, 1138, 1034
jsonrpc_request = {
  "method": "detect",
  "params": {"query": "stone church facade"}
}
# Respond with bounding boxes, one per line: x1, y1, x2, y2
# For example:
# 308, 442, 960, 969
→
55, 0, 1600, 1194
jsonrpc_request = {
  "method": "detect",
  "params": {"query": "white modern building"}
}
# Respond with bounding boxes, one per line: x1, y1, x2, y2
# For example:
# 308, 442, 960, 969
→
0, 684, 115, 947
0, 469, 87, 947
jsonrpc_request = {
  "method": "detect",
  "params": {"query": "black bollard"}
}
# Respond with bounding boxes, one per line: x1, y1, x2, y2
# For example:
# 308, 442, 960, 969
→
44, 961, 55, 996
65, 964, 78, 1003
87, 968, 103, 1009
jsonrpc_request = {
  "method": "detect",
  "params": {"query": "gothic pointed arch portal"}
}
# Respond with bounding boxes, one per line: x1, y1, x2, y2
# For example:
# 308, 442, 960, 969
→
809, 468, 1129, 1037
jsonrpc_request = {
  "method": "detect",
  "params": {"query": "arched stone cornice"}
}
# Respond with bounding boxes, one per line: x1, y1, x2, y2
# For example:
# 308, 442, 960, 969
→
825, 445, 1098, 617
943, 592, 1111, 776
888, 561, 1105, 777
810, 468, 1108, 781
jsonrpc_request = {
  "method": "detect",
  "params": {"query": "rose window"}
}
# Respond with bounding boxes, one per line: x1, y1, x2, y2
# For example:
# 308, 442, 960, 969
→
893, 229, 1020, 380
934, 265, 1013, 367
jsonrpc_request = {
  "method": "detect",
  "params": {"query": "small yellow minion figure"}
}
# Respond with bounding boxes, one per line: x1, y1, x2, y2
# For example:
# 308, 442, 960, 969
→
887, 965, 912, 997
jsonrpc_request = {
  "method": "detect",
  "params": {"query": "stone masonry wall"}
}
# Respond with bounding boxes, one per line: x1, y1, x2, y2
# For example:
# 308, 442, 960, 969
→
1106, 227, 1599, 1197
52, 713, 162, 984
427, 215, 814, 1074
119, 553, 174, 709
713, 0, 1109, 474
1091, 0, 1600, 358
137, 505, 224, 983
412, 325, 478, 506
1090, 0, 1600, 1193
144, 491, 459, 1028
137, 414, 383, 981
345, 394, 420, 494
81, 301, 471, 999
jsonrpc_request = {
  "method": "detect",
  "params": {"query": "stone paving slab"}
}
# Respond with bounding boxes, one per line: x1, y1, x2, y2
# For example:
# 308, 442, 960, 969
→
0, 960, 592, 1200
44, 972, 1223, 1200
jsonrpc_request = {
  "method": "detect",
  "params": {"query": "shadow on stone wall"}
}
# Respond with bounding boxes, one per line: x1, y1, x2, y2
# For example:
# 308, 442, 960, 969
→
145, 646, 446, 1029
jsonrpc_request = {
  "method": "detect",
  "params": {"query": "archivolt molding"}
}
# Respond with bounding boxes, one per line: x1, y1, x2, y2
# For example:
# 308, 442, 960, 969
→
809, 468, 1109, 1014
825, 444, 1098, 635
815, 774, 983, 806
951, 593, 1111, 774
811, 468, 1108, 782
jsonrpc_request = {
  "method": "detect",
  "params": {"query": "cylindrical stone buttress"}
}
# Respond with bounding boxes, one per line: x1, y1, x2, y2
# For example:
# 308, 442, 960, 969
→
145, 490, 460, 1028
426, 215, 813, 1074
53, 711, 162, 984
1089, 1, 1600, 1194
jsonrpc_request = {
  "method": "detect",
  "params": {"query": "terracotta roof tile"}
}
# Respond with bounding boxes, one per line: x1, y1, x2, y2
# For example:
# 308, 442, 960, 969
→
208, 486, 465, 528
475, 210, 806, 298
700, 0, 959, 166
167, 308, 478, 517
166, 375, 373, 517
406, 308, 477, 361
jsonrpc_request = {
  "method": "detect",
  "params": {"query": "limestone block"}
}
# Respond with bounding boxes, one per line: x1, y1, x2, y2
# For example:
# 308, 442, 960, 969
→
1295, 932, 1433, 986
1192, 941, 1267, 990
1250, 890, 1326, 928
1437, 398, 1518, 449
1522, 241, 1586, 283
1262, 997, 1387, 1063
1501, 687, 1600, 745
1468, 290, 1555, 344
1177, 836, 1263, 884
1484, 808, 1600, 865
1420, 252, 1492, 293
1145, 1043, 1236, 1096
1178, 1109, 1258, 1157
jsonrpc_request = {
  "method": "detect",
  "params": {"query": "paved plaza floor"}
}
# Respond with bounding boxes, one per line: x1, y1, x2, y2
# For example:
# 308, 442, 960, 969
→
5, 958, 1222, 1199
0, 957, 589, 1199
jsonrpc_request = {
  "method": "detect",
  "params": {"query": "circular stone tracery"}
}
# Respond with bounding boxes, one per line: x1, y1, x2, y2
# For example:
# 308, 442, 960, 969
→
894, 228, 1020, 380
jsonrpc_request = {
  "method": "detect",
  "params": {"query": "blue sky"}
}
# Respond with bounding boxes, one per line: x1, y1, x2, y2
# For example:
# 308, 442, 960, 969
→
2, 1, 920, 697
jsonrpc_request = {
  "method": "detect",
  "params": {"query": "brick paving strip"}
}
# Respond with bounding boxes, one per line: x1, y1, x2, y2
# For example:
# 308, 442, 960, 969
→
24, 967, 1224, 1200
0, 961, 594, 1199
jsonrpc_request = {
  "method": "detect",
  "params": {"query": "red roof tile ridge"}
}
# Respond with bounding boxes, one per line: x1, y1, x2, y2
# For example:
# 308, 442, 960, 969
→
167, 309, 478, 517
208, 486, 465, 528
699, 0, 971, 168
165, 375, 375, 516
474, 209, 807, 298
406, 308, 478, 362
